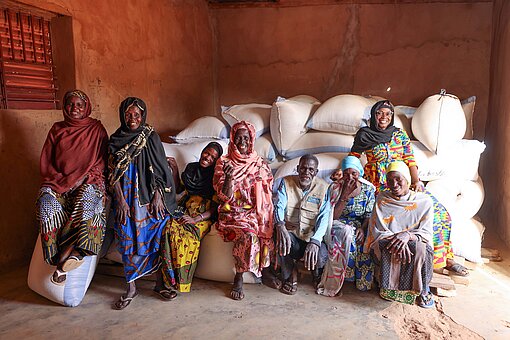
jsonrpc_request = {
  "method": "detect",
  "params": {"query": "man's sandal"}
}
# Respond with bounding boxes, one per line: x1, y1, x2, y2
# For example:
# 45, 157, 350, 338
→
280, 280, 298, 295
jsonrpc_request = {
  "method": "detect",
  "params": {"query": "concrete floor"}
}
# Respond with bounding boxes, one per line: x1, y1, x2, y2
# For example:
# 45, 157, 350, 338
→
1, 236, 509, 339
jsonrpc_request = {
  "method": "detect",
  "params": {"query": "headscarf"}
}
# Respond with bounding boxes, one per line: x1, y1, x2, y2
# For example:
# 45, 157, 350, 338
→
40, 90, 108, 194
364, 190, 434, 252
213, 121, 274, 237
181, 142, 223, 199
351, 100, 397, 153
108, 97, 176, 212
341, 155, 364, 176
386, 161, 411, 184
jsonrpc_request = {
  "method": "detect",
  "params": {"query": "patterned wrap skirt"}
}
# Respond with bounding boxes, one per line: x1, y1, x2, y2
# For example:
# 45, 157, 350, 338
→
36, 184, 106, 265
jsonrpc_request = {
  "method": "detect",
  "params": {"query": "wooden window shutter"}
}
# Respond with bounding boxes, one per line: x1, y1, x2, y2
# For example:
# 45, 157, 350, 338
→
0, 8, 58, 109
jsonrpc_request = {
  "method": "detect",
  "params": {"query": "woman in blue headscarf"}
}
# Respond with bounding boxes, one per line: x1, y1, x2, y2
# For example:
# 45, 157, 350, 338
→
316, 156, 376, 297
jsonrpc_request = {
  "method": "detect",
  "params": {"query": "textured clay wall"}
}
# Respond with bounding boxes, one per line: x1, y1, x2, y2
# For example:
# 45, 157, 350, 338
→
0, 0, 214, 271
213, 2, 492, 139
481, 0, 510, 247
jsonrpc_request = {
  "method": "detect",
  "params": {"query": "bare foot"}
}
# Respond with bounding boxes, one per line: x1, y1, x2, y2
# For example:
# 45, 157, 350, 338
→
230, 272, 244, 300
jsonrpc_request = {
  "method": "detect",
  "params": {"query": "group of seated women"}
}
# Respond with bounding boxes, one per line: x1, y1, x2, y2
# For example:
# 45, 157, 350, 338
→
35, 91, 468, 310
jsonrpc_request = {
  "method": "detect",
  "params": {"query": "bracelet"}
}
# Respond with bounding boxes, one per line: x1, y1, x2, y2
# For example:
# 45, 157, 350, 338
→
198, 213, 204, 221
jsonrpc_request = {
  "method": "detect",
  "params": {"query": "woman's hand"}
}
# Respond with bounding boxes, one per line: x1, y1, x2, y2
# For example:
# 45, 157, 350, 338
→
115, 199, 131, 226
177, 214, 198, 225
223, 160, 234, 179
387, 232, 414, 263
166, 157, 179, 174
276, 223, 292, 257
341, 177, 358, 199
221, 160, 234, 198
113, 181, 130, 225
355, 228, 364, 244
410, 181, 425, 192
149, 190, 166, 220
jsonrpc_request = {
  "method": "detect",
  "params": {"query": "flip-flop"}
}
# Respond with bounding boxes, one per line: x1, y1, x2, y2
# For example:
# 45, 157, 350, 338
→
154, 288, 177, 301
261, 274, 283, 290
50, 269, 67, 286
62, 255, 84, 272
113, 292, 139, 310
445, 263, 470, 277
417, 293, 435, 309
280, 280, 298, 295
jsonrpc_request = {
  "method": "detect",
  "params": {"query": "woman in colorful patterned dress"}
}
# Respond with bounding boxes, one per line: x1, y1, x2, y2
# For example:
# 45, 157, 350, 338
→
109, 97, 177, 309
365, 161, 435, 308
317, 156, 376, 297
349, 100, 468, 276
213, 121, 274, 300
161, 142, 223, 293
37, 90, 108, 286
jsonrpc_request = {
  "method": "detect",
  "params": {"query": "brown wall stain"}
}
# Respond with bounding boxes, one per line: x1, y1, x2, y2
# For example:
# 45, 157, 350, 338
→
213, 2, 492, 140
480, 0, 510, 247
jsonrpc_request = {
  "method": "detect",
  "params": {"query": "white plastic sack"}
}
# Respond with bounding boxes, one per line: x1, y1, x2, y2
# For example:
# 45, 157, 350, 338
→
270, 97, 318, 156
194, 225, 258, 283
221, 103, 271, 138
450, 217, 485, 263
27, 236, 99, 307
172, 116, 229, 144
307, 94, 376, 135
254, 133, 277, 163
426, 177, 484, 220
288, 94, 321, 104
393, 106, 414, 140
283, 131, 354, 160
412, 139, 485, 181
411, 92, 466, 154
273, 152, 351, 192
393, 97, 475, 140
163, 140, 229, 176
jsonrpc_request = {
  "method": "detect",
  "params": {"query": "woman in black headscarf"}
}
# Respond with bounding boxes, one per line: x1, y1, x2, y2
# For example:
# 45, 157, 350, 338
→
109, 97, 177, 309
161, 142, 223, 293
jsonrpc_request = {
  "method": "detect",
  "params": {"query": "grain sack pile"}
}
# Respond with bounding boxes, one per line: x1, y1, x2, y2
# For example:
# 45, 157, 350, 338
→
161, 91, 486, 281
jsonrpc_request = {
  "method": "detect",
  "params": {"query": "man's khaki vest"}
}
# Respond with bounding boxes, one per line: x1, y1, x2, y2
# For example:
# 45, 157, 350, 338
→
283, 175, 329, 242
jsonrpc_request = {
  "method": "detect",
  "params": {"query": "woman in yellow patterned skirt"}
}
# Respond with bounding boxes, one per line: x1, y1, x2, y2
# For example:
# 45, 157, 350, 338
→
161, 142, 223, 292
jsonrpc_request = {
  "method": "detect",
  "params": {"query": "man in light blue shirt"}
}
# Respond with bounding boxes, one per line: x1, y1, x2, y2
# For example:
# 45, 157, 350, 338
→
274, 154, 331, 295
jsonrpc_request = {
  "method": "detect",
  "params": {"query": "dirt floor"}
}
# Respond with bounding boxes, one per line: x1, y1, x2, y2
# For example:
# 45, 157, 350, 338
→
1, 235, 509, 339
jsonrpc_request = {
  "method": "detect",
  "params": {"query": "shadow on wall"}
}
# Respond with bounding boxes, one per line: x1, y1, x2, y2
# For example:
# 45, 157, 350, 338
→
0, 110, 62, 273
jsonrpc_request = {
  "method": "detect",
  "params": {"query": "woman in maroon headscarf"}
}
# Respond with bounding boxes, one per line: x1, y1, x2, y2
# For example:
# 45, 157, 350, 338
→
213, 121, 274, 300
36, 90, 108, 285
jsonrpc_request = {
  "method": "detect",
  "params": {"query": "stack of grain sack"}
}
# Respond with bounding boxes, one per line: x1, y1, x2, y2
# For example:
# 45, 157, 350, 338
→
163, 91, 485, 271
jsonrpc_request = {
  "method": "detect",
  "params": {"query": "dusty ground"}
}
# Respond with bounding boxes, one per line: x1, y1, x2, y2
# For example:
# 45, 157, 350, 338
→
1, 235, 509, 339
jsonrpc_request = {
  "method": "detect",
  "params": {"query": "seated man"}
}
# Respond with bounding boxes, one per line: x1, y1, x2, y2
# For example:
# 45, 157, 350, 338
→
274, 154, 331, 295
364, 161, 435, 308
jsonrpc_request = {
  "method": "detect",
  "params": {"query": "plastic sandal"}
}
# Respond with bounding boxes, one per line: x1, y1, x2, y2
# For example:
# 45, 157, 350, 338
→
418, 293, 435, 309
50, 269, 67, 286
113, 292, 139, 310
62, 255, 84, 272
